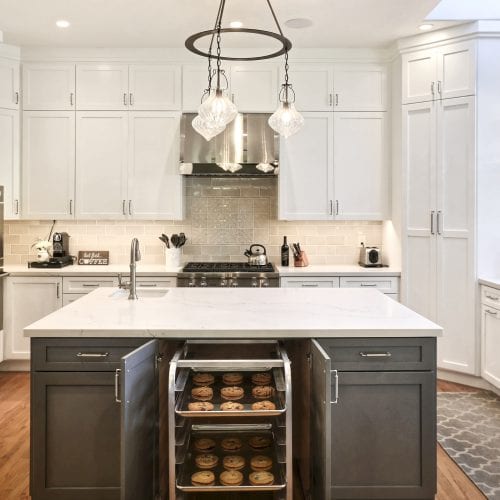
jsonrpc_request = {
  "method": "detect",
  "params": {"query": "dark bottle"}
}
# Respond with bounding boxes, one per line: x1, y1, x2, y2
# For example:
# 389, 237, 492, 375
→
281, 236, 290, 266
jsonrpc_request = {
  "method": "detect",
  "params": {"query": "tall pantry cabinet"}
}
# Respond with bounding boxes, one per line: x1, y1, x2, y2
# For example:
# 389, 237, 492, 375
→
400, 23, 500, 376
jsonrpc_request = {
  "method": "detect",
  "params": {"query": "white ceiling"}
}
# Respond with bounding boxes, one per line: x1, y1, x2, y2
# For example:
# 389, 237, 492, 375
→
0, 0, 457, 49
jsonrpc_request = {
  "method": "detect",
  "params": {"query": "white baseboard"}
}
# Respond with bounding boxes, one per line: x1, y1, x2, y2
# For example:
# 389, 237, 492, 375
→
438, 369, 500, 396
0, 360, 30, 372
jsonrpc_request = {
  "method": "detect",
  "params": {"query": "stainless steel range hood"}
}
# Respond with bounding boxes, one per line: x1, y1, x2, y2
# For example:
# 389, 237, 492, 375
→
180, 113, 279, 176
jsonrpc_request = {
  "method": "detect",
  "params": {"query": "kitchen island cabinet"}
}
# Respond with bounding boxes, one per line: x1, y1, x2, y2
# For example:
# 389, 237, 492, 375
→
26, 288, 441, 500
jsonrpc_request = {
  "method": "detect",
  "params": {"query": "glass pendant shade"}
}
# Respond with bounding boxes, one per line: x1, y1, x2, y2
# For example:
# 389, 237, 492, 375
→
192, 114, 225, 141
268, 101, 304, 139
198, 89, 238, 129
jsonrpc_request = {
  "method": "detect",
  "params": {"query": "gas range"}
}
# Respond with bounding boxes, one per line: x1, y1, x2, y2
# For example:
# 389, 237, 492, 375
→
177, 262, 279, 288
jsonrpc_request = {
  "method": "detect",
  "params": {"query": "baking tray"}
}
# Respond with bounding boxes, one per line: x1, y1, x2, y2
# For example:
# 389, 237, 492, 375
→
176, 426, 286, 493
175, 370, 286, 418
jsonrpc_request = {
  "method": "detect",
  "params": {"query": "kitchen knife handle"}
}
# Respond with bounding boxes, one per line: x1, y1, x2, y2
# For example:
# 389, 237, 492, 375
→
115, 369, 122, 403
430, 211, 435, 235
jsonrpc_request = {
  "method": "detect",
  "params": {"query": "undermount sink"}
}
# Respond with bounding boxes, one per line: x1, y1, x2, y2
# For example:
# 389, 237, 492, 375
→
110, 288, 170, 299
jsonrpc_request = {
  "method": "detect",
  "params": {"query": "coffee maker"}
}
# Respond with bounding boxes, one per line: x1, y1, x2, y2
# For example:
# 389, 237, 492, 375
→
51, 232, 73, 266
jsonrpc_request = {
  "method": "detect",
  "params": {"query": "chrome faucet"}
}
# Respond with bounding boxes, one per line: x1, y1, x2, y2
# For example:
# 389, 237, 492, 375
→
128, 238, 141, 300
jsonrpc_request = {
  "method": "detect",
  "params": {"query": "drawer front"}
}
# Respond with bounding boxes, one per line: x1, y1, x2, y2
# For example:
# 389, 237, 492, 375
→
340, 276, 399, 294
317, 338, 435, 371
281, 277, 340, 288
63, 277, 118, 294
32, 338, 148, 371
482, 285, 500, 309
62, 293, 87, 306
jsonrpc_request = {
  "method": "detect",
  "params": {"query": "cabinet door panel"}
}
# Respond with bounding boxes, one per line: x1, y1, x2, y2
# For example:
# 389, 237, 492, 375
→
22, 111, 75, 219
76, 64, 128, 110
481, 305, 500, 388
436, 97, 476, 374
0, 109, 20, 218
402, 49, 437, 104
22, 63, 75, 110
4, 277, 62, 359
0, 58, 19, 109
333, 65, 387, 111
182, 65, 210, 111
330, 371, 436, 499
32, 371, 120, 500
129, 65, 181, 110
128, 112, 183, 219
76, 112, 128, 219
279, 112, 333, 220
121, 340, 158, 500
286, 64, 334, 111
333, 112, 388, 220
439, 41, 476, 99
230, 64, 278, 112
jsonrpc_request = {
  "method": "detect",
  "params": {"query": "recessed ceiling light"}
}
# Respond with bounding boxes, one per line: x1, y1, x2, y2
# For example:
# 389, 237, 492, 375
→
419, 23, 434, 31
229, 21, 243, 28
285, 18, 313, 29
56, 19, 70, 28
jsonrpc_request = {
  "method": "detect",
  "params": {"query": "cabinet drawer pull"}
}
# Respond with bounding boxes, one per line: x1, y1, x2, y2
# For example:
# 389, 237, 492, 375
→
15, 91, 19, 105
129, 93, 133, 106
485, 294, 499, 301
331, 369, 339, 404
430, 210, 435, 235
82, 283, 100, 287
128, 200, 132, 216
123, 93, 127, 106
431, 81, 435, 96
115, 369, 122, 403
329, 199, 333, 216
485, 309, 498, 317
329, 93, 333, 106
359, 351, 392, 358
335, 200, 339, 215
138, 283, 157, 287
69, 199, 73, 215
360, 283, 377, 287
56, 283, 60, 299
15, 199, 19, 215
335, 93, 339, 106
122, 199, 126, 215
437, 210, 443, 235
301, 283, 319, 287
77, 352, 110, 358
70, 93, 74, 106
437, 80, 442, 95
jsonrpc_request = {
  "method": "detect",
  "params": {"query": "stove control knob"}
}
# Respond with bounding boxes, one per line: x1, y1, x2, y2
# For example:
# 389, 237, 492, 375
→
251, 277, 258, 287
220, 279, 227, 287
200, 277, 208, 287
188, 280, 196, 287
231, 280, 239, 287
260, 278, 269, 288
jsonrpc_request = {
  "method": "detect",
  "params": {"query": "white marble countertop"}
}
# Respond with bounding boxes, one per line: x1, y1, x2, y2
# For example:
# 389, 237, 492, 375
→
25, 287, 441, 339
276, 265, 401, 277
479, 277, 500, 290
5, 264, 181, 277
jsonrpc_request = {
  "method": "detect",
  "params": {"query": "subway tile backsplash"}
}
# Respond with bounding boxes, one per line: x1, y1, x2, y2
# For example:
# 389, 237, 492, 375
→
5, 178, 382, 266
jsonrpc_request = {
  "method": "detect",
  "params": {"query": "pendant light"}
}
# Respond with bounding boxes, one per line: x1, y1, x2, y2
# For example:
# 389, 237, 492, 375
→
268, 50, 304, 138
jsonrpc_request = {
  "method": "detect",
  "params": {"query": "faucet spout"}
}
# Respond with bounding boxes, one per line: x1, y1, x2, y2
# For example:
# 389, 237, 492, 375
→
128, 238, 141, 300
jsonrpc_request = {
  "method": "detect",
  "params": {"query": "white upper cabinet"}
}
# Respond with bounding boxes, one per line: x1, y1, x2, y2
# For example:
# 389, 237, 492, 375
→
76, 64, 129, 110
22, 111, 75, 219
22, 63, 75, 110
333, 65, 387, 111
0, 109, 20, 218
402, 40, 476, 104
182, 65, 211, 112
128, 64, 181, 110
0, 59, 20, 110
279, 112, 333, 220
128, 112, 183, 220
76, 112, 128, 218
286, 64, 334, 111
333, 112, 389, 220
230, 64, 278, 112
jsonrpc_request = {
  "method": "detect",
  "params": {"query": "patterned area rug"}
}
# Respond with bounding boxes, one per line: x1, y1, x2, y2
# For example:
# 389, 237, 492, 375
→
437, 391, 500, 499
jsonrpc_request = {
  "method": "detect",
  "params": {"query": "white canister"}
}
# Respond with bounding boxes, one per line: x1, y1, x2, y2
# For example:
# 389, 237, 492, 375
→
165, 248, 182, 268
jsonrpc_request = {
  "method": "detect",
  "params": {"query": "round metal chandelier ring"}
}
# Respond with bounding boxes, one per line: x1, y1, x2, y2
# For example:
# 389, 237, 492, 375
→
185, 28, 292, 61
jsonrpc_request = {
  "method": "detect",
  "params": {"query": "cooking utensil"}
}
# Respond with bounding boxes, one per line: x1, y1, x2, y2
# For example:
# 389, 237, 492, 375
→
178, 233, 186, 248
160, 234, 170, 248
171, 234, 180, 248
244, 244, 268, 266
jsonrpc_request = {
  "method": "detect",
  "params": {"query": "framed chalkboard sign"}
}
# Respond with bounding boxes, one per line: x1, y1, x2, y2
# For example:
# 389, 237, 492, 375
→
78, 251, 109, 265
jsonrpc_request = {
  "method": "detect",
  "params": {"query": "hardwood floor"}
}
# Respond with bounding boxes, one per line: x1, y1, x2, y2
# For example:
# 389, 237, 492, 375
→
0, 372, 487, 500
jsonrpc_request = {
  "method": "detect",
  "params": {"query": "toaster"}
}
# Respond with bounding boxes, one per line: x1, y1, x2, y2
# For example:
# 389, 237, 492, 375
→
359, 243, 382, 267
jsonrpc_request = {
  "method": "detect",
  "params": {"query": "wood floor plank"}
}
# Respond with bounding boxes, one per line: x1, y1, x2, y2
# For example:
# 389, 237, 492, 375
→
0, 372, 489, 500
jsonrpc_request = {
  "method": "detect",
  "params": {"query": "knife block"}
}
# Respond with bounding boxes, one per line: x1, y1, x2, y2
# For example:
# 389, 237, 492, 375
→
294, 251, 309, 267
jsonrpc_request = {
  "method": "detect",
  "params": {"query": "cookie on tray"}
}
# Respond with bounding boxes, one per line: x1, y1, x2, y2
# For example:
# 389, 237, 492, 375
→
221, 437, 243, 452
249, 471, 274, 486
248, 435, 272, 450
250, 455, 273, 472
220, 401, 244, 411
195, 453, 219, 470
194, 438, 216, 453
251, 372, 272, 386
251, 400, 276, 411
222, 455, 245, 471
220, 386, 244, 401
222, 372, 244, 385
188, 401, 214, 412
191, 470, 215, 487
252, 385, 275, 400
220, 470, 244, 486
191, 386, 213, 401
192, 372, 215, 386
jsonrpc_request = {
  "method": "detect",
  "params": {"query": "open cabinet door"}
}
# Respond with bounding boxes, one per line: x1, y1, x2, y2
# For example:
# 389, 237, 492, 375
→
120, 339, 159, 500
310, 339, 332, 500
